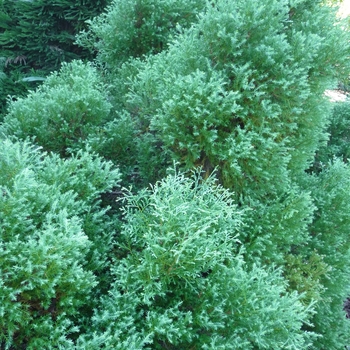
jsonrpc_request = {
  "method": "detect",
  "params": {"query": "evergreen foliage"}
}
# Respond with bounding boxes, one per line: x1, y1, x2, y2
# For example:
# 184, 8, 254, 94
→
315, 100, 350, 164
75, 0, 209, 188
301, 160, 350, 348
126, 0, 347, 187
0, 0, 111, 117
77, 171, 314, 349
1, 60, 111, 156
103, 0, 350, 346
1, 0, 350, 348
0, 139, 120, 349
85, 110, 171, 188
76, 0, 207, 70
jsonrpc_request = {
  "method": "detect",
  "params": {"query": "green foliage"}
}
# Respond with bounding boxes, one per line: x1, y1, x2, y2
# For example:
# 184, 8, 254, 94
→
0, 55, 31, 119
1, 60, 111, 155
284, 251, 330, 306
37, 149, 122, 274
0, 139, 121, 349
0, 0, 111, 118
240, 187, 316, 265
121, 0, 349, 265
85, 111, 170, 188
315, 100, 350, 165
76, 0, 207, 70
75, 0, 209, 182
0, 0, 110, 70
126, 0, 348, 188
1, 0, 350, 348
115, 0, 350, 346
78, 171, 314, 349
73, 0, 210, 186
300, 160, 350, 348
308, 101, 350, 347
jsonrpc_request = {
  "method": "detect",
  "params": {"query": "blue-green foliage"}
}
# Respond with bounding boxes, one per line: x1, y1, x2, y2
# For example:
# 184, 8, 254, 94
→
300, 160, 350, 348
76, 0, 207, 69
0, 139, 121, 349
112, 0, 350, 346
77, 171, 314, 349
1, 60, 111, 155
127, 0, 346, 187
122, 0, 348, 263
1, 0, 350, 348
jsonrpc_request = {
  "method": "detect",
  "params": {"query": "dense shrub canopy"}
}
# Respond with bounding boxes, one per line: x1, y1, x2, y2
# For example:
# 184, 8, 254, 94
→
1, 0, 350, 349
77, 171, 314, 349
1, 60, 111, 156
76, 0, 207, 69
0, 139, 121, 348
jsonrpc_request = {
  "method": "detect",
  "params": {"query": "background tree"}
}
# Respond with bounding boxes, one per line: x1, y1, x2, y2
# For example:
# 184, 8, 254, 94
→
0, 0, 111, 118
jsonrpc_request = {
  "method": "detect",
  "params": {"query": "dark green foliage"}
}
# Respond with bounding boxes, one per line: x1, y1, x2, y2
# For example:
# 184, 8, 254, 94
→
85, 111, 170, 188
315, 100, 350, 165
0, 139, 121, 349
1, 60, 111, 156
0, 55, 31, 119
0, 0, 110, 71
0, 0, 111, 117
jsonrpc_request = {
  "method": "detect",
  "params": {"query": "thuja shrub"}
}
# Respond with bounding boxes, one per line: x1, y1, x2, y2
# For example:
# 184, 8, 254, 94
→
77, 171, 314, 349
121, 0, 350, 345
0, 140, 92, 349
127, 0, 349, 189
76, 0, 206, 70
124, 0, 344, 263
75, 0, 209, 186
85, 111, 171, 189
37, 148, 121, 275
0, 139, 120, 349
314, 100, 350, 165
300, 160, 350, 348
1, 60, 111, 156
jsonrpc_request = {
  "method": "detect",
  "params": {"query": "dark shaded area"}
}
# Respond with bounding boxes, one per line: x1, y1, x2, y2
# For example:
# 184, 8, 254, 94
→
0, 0, 112, 117
344, 298, 350, 319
